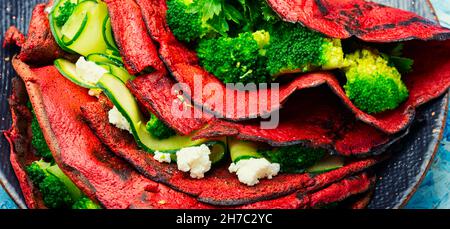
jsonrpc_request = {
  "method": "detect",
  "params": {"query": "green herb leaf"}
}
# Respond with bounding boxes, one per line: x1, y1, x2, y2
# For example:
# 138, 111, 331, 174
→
390, 43, 404, 56
390, 56, 414, 73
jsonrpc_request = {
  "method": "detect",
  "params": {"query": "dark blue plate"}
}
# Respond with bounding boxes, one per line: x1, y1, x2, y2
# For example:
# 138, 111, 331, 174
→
0, 0, 447, 209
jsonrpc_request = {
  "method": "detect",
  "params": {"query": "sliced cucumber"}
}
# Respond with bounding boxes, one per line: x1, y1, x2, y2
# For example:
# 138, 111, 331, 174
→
102, 16, 119, 51
63, 1, 109, 56
306, 156, 344, 174
109, 64, 135, 82
87, 53, 123, 67
229, 138, 262, 162
96, 62, 112, 72
54, 58, 98, 88
49, 0, 78, 53
106, 49, 121, 57
60, 1, 94, 45
55, 58, 133, 88
97, 73, 226, 163
207, 141, 228, 164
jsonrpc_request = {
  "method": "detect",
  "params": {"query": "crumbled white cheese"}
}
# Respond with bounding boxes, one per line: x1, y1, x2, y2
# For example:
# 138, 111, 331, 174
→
44, 4, 53, 14
176, 144, 211, 179
75, 57, 108, 85
228, 158, 280, 186
154, 151, 172, 163
88, 88, 102, 98
108, 106, 132, 134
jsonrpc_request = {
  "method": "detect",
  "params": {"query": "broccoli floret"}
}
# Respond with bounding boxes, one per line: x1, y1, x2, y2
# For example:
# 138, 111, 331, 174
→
265, 23, 345, 76
72, 196, 101, 209
343, 48, 409, 114
55, 1, 76, 27
26, 160, 51, 185
197, 30, 270, 83
146, 114, 176, 139
26, 161, 73, 208
259, 146, 326, 173
166, 0, 215, 43
39, 175, 73, 208
320, 38, 346, 70
389, 56, 414, 74
31, 112, 53, 161
26, 161, 99, 209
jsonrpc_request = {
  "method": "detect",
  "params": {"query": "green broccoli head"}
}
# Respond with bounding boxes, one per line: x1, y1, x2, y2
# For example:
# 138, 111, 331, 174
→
26, 161, 97, 209
55, 1, 76, 27
197, 30, 270, 84
26, 161, 73, 208
265, 23, 345, 76
320, 38, 346, 70
166, 0, 214, 43
26, 160, 51, 185
72, 196, 102, 209
343, 48, 409, 114
259, 146, 326, 173
31, 113, 53, 161
39, 175, 73, 209
146, 114, 176, 140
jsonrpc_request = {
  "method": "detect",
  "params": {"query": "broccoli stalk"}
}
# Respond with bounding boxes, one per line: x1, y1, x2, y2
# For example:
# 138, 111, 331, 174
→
343, 48, 409, 114
26, 160, 101, 209
265, 23, 346, 77
146, 114, 176, 139
197, 30, 271, 83
258, 146, 326, 173
55, 1, 76, 27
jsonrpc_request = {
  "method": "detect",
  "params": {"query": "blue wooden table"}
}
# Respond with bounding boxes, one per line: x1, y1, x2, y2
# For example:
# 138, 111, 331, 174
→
1, 1, 450, 209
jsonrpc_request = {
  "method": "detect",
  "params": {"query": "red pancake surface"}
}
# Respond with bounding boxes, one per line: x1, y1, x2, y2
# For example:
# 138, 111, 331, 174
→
81, 97, 382, 205
267, 0, 450, 41
105, 0, 166, 74
12, 59, 212, 209
194, 87, 404, 156
10, 58, 376, 208
130, 0, 450, 136
16, 3, 67, 65
4, 79, 45, 209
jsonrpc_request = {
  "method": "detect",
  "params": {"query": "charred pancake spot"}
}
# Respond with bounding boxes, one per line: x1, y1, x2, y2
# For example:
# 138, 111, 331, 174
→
367, 23, 396, 31
91, 149, 132, 181
351, 4, 364, 17
315, 0, 329, 15
267, 0, 450, 41
398, 17, 435, 27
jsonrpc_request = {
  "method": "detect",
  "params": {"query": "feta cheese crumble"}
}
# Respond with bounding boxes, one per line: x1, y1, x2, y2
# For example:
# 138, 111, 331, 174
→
75, 57, 108, 85
228, 158, 280, 186
108, 106, 132, 134
176, 144, 211, 179
44, 4, 53, 14
88, 88, 102, 98
44, 6, 52, 14
154, 151, 172, 163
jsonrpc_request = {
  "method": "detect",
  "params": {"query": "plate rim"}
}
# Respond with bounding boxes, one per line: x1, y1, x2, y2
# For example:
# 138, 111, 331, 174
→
397, 92, 449, 208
